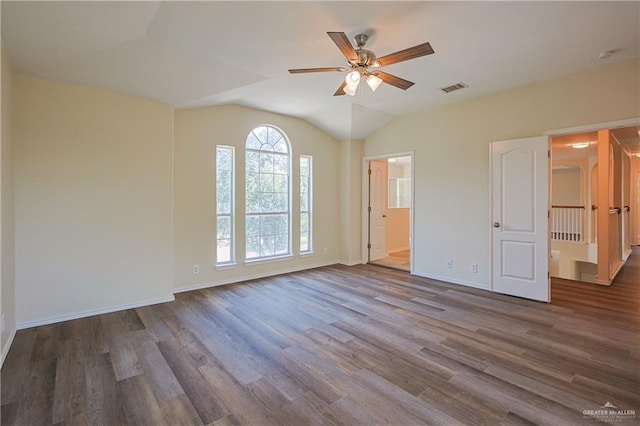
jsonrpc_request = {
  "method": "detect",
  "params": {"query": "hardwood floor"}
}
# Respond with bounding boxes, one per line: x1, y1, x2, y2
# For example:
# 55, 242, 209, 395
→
2, 249, 638, 425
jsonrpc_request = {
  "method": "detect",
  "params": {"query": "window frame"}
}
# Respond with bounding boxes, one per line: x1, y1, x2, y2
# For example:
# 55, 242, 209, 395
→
215, 145, 236, 267
244, 125, 292, 263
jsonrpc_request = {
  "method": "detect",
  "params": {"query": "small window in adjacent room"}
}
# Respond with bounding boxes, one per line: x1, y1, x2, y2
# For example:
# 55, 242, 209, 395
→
300, 155, 312, 253
245, 125, 292, 261
216, 145, 235, 265
387, 156, 412, 209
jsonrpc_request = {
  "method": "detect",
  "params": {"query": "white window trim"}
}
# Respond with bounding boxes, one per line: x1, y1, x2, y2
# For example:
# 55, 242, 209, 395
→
215, 262, 237, 271
244, 254, 294, 266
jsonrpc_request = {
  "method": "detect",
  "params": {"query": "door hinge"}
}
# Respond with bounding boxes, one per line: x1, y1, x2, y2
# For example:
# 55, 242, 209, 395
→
368, 206, 372, 213
548, 150, 550, 158
368, 168, 372, 175
547, 210, 550, 219
548, 271, 550, 279
367, 243, 372, 249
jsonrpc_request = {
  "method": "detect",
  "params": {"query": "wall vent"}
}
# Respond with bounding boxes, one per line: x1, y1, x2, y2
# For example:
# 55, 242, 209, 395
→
441, 82, 468, 93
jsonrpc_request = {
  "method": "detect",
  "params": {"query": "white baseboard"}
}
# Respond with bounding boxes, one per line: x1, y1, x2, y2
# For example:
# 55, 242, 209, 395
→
338, 259, 364, 266
1, 328, 17, 368
16, 295, 176, 330
412, 271, 491, 291
174, 260, 339, 294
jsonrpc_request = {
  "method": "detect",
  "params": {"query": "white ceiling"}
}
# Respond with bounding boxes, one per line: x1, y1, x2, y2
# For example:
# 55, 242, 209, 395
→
2, 1, 639, 140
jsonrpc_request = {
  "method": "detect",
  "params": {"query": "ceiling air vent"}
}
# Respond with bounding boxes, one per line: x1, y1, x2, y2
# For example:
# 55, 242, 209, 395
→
441, 82, 468, 93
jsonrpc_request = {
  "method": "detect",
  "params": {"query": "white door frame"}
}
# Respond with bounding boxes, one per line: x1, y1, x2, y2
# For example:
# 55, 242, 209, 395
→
543, 118, 640, 137
543, 118, 640, 256
361, 151, 415, 273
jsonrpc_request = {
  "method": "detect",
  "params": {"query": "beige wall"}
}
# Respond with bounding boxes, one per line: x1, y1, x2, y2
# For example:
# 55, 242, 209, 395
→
364, 59, 640, 290
14, 76, 174, 326
173, 105, 340, 291
1, 43, 16, 363
339, 139, 363, 265
552, 168, 581, 206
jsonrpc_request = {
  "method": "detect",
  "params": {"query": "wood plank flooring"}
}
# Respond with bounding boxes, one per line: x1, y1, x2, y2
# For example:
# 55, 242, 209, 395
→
2, 249, 638, 425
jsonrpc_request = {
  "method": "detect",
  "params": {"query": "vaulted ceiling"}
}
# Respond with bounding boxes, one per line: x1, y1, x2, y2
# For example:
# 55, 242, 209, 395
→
2, 1, 639, 140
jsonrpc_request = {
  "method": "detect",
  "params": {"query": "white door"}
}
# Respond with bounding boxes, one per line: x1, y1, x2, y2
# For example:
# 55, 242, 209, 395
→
369, 160, 387, 261
491, 136, 550, 302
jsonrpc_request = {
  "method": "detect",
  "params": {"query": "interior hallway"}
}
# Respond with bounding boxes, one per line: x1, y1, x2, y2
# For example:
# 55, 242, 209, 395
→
370, 249, 411, 271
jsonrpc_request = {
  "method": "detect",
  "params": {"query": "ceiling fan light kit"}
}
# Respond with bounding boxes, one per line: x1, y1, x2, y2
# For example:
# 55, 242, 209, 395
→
366, 74, 383, 92
288, 31, 434, 96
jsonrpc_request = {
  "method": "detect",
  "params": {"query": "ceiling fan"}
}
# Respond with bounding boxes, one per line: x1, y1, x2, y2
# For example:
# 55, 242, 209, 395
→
288, 32, 434, 96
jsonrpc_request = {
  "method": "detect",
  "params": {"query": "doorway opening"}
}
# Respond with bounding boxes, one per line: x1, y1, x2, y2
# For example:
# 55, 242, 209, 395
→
363, 154, 413, 272
549, 124, 640, 285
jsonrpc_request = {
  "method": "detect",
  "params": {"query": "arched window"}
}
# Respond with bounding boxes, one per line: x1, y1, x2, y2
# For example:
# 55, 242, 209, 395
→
245, 125, 291, 260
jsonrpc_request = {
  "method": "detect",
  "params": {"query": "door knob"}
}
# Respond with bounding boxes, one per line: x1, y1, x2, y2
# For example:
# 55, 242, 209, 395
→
493, 222, 500, 228
383, 214, 387, 218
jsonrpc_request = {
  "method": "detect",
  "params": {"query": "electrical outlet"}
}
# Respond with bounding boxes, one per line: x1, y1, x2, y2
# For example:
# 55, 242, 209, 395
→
447, 259, 453, 269
192, 264, 200, 275
323, 247, 329, 255
470, 263, 478, 273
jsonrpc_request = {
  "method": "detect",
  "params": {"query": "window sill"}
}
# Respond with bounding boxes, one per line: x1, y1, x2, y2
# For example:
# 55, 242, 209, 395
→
244, 254, 293, 267
215, 262, 237, 271
300, 251, 315, 257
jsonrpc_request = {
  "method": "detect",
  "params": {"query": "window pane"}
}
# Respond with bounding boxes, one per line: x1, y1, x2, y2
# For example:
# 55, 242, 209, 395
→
267, 127, 281, 146
261, 193, 275, 213
274, 155, 288, 174
217, 239, 231, 263
254, 127, 268, 144
274, 174, 287, 192
259, 173, 274, 192
260, 153, 274, 173
217, 149, 230, 171
299, 155, 312, 253
274, 192, 287, 212
217, 216, 231, 239
275, 214, 288, 234
245, 126, 291, 261
246, 133, 262, 150
246, 216, 260, 237
246, 172, 259, 193
247, 192, 260, 214
261, 215, 275, 236
275, 234, 288, 254
216, 146, 235, 264
274, 139, 288, 153
246, 237, 261, 259
246, 151, 260, 173
260, 235, 275, 257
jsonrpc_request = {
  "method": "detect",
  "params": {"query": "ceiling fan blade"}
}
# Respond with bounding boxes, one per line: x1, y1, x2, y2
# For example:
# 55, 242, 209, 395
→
375, 71, 414, 90
289, 67, 347, 74
376, 42, 434, 67
333, 81, 347, 96
327, 32, 358, 62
